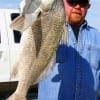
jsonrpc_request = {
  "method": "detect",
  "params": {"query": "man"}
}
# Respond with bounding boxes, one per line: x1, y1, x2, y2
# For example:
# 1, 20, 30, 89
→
38, 0, 100, 100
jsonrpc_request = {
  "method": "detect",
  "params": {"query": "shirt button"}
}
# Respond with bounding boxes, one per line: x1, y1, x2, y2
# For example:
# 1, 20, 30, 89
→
76, 84, 80, 88
88, 46, 91, 51
76, 65, 80, 71
68, 29, 71, 32
73, 41, 77, 44
73, 93, 75, 98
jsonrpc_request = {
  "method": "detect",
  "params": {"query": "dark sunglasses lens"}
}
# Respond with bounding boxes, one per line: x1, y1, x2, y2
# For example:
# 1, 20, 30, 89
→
79, 3, 88, 7
79, 1, 89, 7
67, 0, 88, 7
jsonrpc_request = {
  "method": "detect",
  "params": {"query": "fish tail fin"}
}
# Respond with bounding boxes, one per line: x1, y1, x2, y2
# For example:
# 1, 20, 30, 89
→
10, 15, 25, 32
10, 7, 42, 32
6, 92, 26, 100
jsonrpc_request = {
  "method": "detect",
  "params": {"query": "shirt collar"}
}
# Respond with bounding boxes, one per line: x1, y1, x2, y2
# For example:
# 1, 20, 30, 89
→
65, 20, 89, 30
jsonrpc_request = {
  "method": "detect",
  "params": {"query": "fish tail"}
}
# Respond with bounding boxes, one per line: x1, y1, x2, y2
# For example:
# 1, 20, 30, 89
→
10, 8, 42, 32
6, 92, 26, 100
10, 15, 25, 32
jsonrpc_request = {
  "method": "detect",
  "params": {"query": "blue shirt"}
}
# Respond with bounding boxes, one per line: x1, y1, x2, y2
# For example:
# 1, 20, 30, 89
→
38, 21, 100, 100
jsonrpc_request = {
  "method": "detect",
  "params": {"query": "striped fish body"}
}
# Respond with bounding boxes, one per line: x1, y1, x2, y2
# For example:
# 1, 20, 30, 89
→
6, 0, 66, 99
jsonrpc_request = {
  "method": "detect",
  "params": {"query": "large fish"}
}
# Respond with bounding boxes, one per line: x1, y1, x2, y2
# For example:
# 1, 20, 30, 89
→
6, 0, 67, 99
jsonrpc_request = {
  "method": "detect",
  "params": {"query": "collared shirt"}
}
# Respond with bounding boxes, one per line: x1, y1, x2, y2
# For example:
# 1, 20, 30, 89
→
38, 21, 100, 100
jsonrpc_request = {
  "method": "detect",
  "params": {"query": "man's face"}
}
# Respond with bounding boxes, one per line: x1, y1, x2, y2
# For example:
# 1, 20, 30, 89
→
63, 0, 90, 26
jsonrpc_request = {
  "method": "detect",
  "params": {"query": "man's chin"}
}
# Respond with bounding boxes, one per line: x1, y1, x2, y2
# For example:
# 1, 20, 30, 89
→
68, 18, 82, 26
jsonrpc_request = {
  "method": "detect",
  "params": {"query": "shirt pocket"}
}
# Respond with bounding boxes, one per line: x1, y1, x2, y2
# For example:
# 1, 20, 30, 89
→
89, 44, 100, 70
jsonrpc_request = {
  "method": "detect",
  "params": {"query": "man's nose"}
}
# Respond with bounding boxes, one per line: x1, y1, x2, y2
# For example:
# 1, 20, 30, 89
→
74, 4, 81, 8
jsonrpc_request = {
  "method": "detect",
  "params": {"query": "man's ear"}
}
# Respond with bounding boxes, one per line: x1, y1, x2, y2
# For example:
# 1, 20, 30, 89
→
88, 3, 91, 9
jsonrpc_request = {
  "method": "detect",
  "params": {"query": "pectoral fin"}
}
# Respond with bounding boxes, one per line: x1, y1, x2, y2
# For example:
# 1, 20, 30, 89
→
10, 15, 25, 32
10, 8, 42, 32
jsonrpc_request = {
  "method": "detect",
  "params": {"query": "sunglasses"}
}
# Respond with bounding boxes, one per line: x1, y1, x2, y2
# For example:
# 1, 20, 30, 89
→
67, 0, 89, 7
